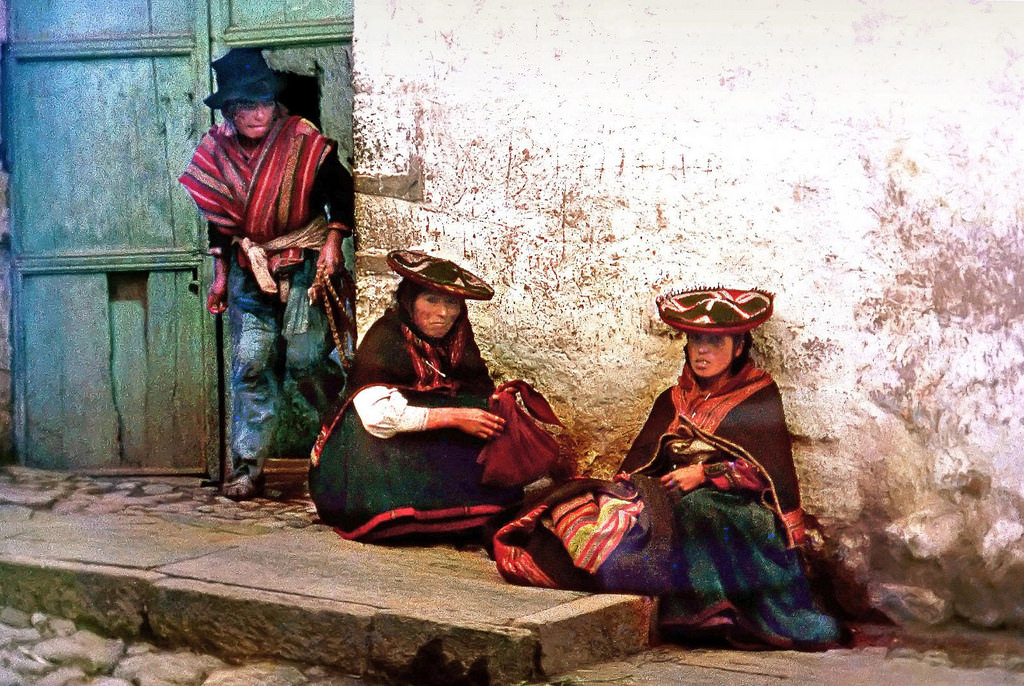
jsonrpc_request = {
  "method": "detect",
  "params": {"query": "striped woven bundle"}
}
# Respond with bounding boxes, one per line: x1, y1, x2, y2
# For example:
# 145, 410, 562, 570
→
546, 492, 645, 573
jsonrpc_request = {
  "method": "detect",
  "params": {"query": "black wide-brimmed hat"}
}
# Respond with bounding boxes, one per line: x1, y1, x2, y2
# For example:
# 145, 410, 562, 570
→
656, 286, 774, 335
386, 250, 495, 300
204, 48, 282, 110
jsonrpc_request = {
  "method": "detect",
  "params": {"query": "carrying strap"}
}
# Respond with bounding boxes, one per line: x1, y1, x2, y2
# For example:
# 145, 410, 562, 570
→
233, 215, 329, 295
307, 265, 356, 364
674, 412, 806, 549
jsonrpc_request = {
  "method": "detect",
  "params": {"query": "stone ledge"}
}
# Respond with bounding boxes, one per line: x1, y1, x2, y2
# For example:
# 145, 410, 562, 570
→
513, 592, 656, 677
371, 612, 539, 684
0, 555, 652, 685
0, 557, 160, 637
149, 578, 374, 674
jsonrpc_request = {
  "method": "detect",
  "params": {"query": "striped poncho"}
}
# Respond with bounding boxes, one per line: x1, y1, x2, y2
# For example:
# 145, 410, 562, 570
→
179, 115, 334, 274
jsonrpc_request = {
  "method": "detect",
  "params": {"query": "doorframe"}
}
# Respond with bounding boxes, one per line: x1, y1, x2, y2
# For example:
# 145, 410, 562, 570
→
3, 0, 355, 475
212, 0, 353, 49
206, 1, 355, 481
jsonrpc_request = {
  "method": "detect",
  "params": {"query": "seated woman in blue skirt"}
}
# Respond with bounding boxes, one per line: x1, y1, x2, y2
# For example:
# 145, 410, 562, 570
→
493, 287, 842, 650
309, 250, 521, 542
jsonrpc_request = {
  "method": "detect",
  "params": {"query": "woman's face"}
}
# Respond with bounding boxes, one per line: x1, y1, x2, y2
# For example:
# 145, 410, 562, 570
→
230, 101, 277, 141
686, 333, 743, 383
412, 290, 463, 338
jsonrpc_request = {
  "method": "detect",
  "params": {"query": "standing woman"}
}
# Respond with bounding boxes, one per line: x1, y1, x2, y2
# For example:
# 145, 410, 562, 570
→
309, 250, 522, 542
179, 48, 356, 500
493, 287, 842, 650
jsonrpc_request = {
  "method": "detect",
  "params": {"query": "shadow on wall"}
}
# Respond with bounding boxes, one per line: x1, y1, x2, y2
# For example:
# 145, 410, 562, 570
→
803, 522, 890, 626
0, 229, 12, 464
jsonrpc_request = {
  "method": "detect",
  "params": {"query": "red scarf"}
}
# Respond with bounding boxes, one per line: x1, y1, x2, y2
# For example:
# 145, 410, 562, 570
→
400, 314, 471, 392
667, 362, 772, 436
179, 115, 333, 273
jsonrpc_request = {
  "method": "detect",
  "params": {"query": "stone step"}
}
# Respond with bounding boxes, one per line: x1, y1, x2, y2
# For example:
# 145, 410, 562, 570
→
0, 510, 653, 684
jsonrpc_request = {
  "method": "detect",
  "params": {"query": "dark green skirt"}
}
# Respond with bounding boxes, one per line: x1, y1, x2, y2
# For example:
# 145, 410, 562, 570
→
309, 392, 522, 541
597, 479, 841, 648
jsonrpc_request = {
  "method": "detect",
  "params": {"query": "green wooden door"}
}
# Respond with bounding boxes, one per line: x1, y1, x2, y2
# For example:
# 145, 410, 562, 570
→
5, 0, 217, 471
5, 0, 354, 472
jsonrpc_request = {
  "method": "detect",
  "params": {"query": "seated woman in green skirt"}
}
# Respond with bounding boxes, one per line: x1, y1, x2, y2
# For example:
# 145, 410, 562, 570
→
493, 287, 842, 650
309, 250, 521, 542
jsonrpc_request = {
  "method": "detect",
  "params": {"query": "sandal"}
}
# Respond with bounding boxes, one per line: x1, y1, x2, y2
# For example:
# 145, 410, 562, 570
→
221, 474, 259, 501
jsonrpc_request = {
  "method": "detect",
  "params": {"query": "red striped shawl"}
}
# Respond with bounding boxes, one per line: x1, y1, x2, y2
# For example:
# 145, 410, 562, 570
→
179, 115, 333, 274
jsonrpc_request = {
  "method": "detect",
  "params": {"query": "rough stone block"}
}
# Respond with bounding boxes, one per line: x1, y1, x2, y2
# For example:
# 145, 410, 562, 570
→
885, 506, 965, 561
370, 612, 539, 686
513, 593, 655, 677
112, 650, 227, 684
869, 582, 952, 626
0, 557, 155, 637
31, 630, 124, 674
148, 578, 373, 674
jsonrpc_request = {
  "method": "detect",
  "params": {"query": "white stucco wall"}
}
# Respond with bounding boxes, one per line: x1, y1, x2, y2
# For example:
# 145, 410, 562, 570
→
351, 1, 1024, 628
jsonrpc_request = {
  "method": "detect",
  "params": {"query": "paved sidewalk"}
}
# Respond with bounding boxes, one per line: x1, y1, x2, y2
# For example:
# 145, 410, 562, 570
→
1, 464, 1023, 685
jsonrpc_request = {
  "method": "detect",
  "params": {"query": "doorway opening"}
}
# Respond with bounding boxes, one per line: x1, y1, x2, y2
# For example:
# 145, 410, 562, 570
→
275, 71, 321, 130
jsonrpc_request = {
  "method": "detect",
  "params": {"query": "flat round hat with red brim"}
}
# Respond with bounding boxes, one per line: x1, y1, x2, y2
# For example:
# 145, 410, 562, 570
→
386, 249, 495, 300
656, 287, 774, 335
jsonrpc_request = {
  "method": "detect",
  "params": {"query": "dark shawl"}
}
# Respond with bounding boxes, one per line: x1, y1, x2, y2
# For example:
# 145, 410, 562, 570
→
347, 306, 494, 396
312, 304, 493, 459
620, 362, 801, 513
309, 304, 519, 540
492, 363, 840, 649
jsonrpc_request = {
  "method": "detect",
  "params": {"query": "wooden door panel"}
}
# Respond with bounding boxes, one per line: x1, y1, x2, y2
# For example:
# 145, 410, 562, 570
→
214, 0, 352, 48
10, 55, 200, 255
225, 0, 353, 26
8, 0, 355, 473
142, 270, 215, 469
8, 0, 216, 472
9, 0, 195, 41
22, 274, 119, 469
21, 269, 213, 470
109, 276, 149, 466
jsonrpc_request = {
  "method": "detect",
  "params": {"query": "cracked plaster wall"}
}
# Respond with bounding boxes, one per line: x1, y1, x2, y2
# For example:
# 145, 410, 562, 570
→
352, 0, 1024, 629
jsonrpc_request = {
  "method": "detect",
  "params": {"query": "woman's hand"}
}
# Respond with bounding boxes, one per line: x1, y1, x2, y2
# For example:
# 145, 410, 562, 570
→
660, 464, 707, 493
206, 259, 229, 315
316, 229, 344, 277
429, 407, 505, 440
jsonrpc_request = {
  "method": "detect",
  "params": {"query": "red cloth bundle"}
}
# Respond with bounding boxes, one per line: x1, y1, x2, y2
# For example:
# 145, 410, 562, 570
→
477, 380, 564, 487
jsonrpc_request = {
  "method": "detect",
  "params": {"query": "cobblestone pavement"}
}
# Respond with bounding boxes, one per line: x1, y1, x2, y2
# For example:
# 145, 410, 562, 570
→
0, 605, 370, 686
0, 464, 317, 529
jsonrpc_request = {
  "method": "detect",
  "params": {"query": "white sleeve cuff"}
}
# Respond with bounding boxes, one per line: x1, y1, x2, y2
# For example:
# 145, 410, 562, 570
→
351, 385, 430, 439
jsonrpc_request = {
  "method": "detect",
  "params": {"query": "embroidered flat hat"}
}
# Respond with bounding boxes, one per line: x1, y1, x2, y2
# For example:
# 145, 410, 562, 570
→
204, 48, 282, 109
386, 250, 495, 300
656, 286, 774, 335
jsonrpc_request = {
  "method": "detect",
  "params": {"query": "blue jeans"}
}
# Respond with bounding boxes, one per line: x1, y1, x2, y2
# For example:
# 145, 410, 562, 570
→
226, 251, 344, 480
